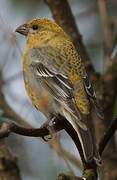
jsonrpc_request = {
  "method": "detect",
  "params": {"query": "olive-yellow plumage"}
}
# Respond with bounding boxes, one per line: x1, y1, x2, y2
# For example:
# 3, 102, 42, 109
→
16, 18, 102, 163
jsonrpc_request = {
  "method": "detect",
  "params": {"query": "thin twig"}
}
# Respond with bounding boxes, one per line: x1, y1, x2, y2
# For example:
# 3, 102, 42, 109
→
99, 116, 117, 156
0, 116, 63, 138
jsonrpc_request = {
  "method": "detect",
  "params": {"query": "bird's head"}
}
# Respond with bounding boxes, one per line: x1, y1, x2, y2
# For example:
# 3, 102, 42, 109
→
15, 18, 65, 37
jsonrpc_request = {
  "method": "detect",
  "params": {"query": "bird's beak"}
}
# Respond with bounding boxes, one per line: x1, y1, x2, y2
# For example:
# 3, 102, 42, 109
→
15, 24, 29, 36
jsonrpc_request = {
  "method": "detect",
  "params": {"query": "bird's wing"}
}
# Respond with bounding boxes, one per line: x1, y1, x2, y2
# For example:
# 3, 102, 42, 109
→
29, 46, 95, 162
29, 46, 91, 130
82, 70, 104, 119
30, 61, 87, 131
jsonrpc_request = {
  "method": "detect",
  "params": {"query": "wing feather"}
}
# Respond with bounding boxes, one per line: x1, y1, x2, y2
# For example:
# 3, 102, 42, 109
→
83, 73, 104, 119
30, 61, 87, 130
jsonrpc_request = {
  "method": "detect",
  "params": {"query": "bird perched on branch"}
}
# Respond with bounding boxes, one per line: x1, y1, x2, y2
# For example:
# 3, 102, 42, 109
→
16, 18, 103, 163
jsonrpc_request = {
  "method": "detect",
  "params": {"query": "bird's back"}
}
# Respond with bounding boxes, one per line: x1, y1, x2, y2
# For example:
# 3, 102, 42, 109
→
43, 32, 90, 115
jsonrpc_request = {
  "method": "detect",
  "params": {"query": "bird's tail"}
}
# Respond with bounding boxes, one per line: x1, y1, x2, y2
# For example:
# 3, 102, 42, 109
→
62, 108, 100, 163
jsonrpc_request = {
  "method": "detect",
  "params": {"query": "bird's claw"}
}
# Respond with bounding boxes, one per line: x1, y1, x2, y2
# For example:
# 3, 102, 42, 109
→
42, 134, 52, 142
42, 117, 56, 142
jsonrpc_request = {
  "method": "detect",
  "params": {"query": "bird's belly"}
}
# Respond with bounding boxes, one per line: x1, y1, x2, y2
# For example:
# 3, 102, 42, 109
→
23, 69, 57, 117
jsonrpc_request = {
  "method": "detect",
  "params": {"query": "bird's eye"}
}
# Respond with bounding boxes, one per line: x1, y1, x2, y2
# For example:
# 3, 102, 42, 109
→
32, 25, 39, 30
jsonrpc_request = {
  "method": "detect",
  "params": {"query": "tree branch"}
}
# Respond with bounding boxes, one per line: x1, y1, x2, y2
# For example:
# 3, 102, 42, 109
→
0, 116, 63, 138
99, 116, 117, 156
0, 114, 97, 180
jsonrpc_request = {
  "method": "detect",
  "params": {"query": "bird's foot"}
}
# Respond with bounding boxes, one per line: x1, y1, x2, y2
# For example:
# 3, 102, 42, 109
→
42, 117, 57, 142
42, 134, 52, 142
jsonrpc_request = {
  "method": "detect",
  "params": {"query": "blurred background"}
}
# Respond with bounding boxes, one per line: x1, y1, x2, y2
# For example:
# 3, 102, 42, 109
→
0, 0, 116, 180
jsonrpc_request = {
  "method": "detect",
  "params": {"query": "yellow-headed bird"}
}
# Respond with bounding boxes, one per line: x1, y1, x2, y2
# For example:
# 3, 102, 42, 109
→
16, 18, 103, 163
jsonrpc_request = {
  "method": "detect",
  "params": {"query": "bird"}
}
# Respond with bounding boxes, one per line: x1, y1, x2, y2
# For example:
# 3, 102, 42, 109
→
15, 18, 103, 163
